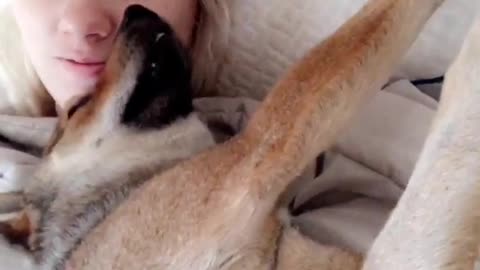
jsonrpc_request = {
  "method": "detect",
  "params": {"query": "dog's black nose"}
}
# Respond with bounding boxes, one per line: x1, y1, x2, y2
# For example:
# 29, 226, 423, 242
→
121, 4, 162, 30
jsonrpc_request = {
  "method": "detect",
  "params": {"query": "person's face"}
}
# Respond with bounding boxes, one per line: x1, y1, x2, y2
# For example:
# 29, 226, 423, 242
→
12, 0, 198, 109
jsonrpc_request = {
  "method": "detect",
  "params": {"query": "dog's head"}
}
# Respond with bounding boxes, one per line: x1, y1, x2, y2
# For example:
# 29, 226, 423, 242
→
46, 5, 193, 154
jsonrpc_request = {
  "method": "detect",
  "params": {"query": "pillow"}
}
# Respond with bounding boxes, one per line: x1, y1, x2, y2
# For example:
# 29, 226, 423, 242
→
213, 0, 479, 99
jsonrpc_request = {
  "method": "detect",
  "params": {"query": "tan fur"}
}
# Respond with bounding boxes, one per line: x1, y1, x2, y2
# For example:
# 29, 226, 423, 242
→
276, 228, 362, 270
54, 0, 444, 269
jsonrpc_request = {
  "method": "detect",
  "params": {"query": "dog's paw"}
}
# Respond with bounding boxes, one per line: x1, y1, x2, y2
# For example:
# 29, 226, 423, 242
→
0, 235, 35, 270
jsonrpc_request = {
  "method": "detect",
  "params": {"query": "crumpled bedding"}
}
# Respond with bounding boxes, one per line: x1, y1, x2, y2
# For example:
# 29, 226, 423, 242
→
0, 78, 437, 255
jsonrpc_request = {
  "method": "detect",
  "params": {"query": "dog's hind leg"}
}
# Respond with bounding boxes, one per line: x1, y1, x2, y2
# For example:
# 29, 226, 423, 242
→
363, 16, 480, 270
236, 0, 446, 201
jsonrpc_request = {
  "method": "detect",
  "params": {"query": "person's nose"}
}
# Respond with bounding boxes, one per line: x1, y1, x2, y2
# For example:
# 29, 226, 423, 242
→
57, 0, 115, 47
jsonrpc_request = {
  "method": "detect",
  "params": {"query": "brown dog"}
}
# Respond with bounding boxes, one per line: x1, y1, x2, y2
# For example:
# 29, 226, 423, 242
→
0, 0, 462, 269
63, 1, 445, 269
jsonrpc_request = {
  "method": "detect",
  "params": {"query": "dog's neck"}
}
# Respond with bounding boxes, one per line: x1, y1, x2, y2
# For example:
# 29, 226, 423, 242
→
47, 113, 213, 183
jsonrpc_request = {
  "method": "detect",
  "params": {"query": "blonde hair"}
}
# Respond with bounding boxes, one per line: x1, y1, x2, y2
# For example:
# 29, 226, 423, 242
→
190, 1, 229, 97
0, 5, 54, 116
0, 1, 229, 116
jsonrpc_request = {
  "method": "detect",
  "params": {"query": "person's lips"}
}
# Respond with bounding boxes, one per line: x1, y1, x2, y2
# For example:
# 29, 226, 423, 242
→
57, 57, 106, 78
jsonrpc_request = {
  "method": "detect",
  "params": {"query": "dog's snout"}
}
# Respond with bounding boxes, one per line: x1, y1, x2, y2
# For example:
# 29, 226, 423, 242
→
121, 5, 167, 32
118, 4, 175, 53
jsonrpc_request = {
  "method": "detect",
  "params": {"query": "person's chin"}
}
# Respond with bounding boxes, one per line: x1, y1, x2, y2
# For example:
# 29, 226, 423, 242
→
53, 85, 96, 110
60, 69, 102, 93
49, 76, 98, 105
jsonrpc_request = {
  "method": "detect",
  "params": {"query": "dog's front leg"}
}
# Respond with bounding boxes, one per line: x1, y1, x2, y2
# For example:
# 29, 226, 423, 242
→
363, 17, 480, 270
